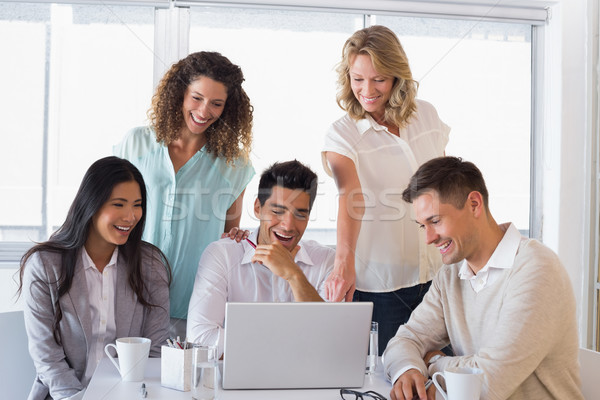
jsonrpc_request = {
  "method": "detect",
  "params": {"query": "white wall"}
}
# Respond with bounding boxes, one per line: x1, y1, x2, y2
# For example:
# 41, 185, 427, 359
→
542, 0, 597, 346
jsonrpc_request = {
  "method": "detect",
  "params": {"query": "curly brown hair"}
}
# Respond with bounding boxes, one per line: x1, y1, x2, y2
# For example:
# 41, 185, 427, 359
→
336, 25, 418, 129
148, 51, 253, 164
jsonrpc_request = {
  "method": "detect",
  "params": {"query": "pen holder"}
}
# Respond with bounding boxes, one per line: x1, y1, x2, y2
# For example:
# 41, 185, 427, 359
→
161, 345, 193, 391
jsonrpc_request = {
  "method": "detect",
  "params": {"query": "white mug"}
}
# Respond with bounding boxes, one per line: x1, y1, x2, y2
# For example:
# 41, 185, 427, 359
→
104, 337, 151, 381
432, 366, 483, 400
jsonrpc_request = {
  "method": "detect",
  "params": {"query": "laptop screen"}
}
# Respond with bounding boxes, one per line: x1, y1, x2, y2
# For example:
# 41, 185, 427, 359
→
222, 302, 373, 390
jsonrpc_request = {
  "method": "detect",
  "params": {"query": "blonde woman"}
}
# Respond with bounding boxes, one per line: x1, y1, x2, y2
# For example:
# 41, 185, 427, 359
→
322, 25, 450, 353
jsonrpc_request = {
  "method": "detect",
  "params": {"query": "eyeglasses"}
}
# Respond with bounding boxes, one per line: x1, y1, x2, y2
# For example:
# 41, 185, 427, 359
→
340, 388, 387, 400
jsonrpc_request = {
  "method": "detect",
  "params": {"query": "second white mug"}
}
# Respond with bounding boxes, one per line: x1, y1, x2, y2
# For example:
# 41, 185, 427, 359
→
432, 366, 483, 400
104, 337, 151, 382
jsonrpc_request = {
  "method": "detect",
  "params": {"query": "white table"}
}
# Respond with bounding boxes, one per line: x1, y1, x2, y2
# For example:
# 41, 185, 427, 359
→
83, 357, 392, 399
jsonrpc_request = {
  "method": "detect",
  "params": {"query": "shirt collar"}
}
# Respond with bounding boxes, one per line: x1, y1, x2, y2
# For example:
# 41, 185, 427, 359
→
82, 246, 119, 272
458, 222, 522, 279
356, 114, 387, 136
241, 228, 314, 266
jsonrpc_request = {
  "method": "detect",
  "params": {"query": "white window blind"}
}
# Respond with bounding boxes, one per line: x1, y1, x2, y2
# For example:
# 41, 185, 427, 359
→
175, 0, 553, 24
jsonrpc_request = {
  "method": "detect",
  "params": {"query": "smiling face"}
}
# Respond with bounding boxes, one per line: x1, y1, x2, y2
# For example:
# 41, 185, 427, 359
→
86, 180, 143, 254
349, 53, 395, 122
413, 190, 480, 266
181, 76, 227, 137
254, 186, 311, 251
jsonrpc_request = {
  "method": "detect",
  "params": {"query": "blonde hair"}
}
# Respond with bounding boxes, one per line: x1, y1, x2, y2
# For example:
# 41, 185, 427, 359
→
336, 25, 418, 128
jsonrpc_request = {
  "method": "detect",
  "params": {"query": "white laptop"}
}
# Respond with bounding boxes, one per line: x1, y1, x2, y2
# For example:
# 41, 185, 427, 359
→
222, 302, 373, 390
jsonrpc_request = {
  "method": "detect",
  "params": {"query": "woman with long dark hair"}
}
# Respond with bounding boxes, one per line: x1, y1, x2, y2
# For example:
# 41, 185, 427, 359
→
18, 156, 171, 400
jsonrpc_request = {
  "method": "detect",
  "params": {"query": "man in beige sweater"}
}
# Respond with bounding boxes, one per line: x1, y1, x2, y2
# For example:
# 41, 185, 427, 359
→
383, 156, 583, 400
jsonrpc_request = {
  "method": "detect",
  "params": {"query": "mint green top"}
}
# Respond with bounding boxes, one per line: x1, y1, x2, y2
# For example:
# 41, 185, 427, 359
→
114, 126, 254, 319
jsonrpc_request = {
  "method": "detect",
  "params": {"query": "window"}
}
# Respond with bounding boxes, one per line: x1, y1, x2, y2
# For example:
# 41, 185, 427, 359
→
0, 1, 540, 314
377, 16, 532, 233
0, 2, 155, 245
189, 7, 358, 243
189, 9, 532, 243
0, 1, 154, 311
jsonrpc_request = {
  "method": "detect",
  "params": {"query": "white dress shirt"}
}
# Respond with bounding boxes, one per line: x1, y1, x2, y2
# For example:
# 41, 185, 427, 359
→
322, 99, 450, 292
186, 230, 335, 357
82, 247, 117, 385
458, 223, 522, 292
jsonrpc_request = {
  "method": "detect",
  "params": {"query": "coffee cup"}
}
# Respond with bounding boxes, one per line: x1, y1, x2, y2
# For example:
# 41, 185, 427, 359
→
104, 337, 151, 381
432, 366, 483, 400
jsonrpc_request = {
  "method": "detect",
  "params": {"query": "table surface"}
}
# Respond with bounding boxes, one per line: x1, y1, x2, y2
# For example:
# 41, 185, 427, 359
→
83, 357, 392, 399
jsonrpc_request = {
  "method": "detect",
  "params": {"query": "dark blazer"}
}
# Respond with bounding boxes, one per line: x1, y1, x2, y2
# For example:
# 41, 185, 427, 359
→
22, 244, 170, 400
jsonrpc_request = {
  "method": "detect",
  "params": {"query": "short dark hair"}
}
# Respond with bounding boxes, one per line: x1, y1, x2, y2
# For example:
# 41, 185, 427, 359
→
402, 156, 489, 210
257, 160, 318, 211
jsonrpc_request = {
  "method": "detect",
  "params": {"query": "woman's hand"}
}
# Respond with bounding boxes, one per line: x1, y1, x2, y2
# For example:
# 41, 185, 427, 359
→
325, 257, 356, 302
221, 227, 250, 242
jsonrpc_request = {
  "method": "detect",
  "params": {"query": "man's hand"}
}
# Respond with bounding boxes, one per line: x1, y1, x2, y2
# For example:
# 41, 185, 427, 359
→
390, 369, 435, 400
251, 242, 301, 280
221, 227, 250, 242
324, 257, 356, 302
252, 242, 322, 302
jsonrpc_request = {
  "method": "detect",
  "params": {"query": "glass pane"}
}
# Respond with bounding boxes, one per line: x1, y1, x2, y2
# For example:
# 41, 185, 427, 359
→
377, 15, 532, 233
0, 3, 49, 239
189, 7, 360, 244
0, 2, 155, 243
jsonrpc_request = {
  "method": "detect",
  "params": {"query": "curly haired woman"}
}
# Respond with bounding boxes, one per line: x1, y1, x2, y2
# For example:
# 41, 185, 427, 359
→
115, 52, 254, 337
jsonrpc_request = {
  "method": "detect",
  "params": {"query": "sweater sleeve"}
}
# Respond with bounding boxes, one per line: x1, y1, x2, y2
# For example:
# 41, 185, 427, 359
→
383, 269, 451, 383
431, 243, 579, 399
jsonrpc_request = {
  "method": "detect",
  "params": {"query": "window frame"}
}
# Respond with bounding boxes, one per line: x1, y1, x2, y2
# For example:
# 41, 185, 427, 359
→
0, 0, 548, 256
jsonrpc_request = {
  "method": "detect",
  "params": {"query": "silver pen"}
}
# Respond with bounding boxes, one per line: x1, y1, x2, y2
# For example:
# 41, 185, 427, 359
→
424, 379, 433, 390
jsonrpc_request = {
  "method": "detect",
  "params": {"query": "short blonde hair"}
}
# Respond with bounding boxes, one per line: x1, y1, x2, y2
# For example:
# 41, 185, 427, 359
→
336, 25, 418, 128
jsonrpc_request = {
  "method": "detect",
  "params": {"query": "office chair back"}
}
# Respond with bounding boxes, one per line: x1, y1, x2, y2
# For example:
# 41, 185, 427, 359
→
0, 311, 36, 399
579, 347, 600, 400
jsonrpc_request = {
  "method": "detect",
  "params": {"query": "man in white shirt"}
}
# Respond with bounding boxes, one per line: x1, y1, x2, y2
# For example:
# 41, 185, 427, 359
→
384, 156, 583, 400
186, 160, 335, 356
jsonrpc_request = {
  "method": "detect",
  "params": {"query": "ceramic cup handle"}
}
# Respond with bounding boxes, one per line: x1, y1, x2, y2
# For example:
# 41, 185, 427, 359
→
104, 343, 121, 376
432, 371, 448, 400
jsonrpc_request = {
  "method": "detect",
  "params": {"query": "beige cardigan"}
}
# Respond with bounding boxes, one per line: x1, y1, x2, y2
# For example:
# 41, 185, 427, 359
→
383, 231, 583, 399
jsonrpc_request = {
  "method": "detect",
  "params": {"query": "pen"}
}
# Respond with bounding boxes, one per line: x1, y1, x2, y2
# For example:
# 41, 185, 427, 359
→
246, 237, 269, 269
424, 379, 433, 390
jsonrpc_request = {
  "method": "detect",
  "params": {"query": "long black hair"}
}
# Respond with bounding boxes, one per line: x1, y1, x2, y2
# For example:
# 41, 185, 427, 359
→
18, 156, 171, 344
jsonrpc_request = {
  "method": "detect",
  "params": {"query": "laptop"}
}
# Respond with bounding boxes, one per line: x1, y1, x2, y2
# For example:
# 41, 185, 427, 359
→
222, 302, 373, 390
